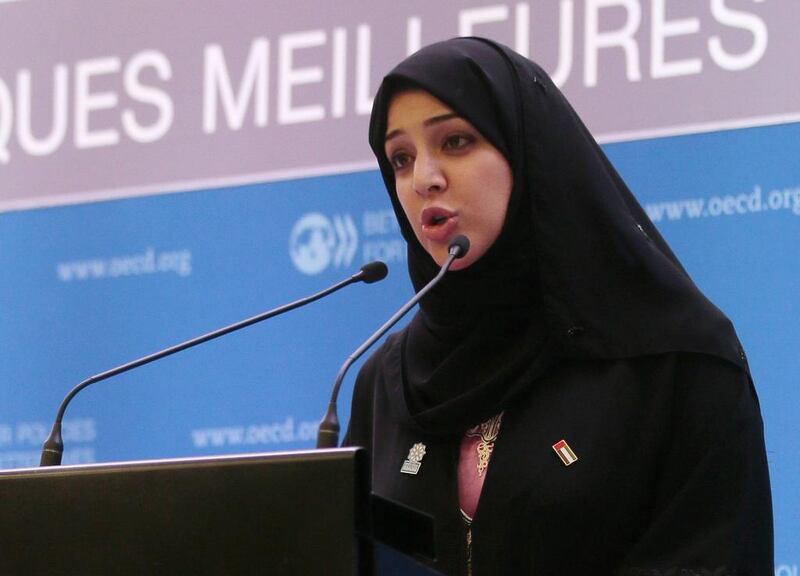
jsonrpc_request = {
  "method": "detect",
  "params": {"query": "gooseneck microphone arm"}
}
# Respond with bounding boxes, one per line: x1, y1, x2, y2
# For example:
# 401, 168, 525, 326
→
316, 235, 470, 449
40, 261, 389, 467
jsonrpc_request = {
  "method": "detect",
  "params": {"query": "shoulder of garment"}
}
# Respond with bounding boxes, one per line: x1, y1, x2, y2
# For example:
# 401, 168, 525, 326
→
613, 352, 773, 576
468, 352, 773, 576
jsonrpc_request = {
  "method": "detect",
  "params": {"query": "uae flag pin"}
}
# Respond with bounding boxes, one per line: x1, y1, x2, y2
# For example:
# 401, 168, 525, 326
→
552, 439, 578, 466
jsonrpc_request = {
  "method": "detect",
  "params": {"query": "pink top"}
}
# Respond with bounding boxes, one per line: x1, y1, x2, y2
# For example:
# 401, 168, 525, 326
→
457, 413, 503, 521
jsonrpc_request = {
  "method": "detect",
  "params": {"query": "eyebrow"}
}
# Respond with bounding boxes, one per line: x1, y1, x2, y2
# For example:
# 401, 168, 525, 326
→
384, 112, 461, 142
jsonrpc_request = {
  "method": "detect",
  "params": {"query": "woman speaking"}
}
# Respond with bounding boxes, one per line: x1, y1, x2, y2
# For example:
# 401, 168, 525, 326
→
344, 37, 772, 575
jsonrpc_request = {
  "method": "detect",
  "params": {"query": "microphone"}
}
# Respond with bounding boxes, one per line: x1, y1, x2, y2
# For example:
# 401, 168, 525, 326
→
40, 261, 388, 467
316, 235, 470, 448
357, 261, 390, 284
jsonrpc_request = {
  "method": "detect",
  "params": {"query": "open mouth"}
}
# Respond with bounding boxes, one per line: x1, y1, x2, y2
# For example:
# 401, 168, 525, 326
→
420, 207, 458, 241
421, 207, 456, 228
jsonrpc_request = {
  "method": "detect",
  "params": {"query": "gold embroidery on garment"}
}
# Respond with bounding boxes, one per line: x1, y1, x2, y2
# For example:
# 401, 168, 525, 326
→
464, 413, 503, 476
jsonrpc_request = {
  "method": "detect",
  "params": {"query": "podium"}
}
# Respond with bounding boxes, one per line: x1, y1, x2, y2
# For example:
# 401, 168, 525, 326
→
0, 448, 440, 575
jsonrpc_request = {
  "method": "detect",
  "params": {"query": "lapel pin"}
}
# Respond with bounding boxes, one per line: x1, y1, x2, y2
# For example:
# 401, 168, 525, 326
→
400, 442, 427, 475
552, 439, 578, 466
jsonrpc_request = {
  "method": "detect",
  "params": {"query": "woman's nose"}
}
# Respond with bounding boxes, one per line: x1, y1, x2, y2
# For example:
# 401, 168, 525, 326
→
413, 152, 446, 195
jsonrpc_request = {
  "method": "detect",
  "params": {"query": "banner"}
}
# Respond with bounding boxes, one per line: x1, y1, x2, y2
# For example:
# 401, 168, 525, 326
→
0, 0, 798, 210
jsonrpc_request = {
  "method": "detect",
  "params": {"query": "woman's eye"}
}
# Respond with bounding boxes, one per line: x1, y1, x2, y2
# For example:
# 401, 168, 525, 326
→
443, 134, 473, 151
390, 151, 412, 170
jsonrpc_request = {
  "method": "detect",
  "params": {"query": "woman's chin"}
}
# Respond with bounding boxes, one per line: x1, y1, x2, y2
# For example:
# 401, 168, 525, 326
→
431, 251, 476, 272
448, 257, 472, 271
420, 237, 481, 271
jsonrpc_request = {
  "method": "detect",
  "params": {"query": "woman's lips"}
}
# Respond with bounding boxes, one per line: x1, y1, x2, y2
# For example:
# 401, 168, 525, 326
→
420, 207, 458, 242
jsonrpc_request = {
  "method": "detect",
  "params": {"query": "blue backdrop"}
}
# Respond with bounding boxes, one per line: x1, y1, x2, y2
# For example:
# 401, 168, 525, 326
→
1, 121, 797, 567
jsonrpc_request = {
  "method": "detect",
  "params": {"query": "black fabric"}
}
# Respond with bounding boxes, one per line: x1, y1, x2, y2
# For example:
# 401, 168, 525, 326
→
347, 348, 773, 575
348, 37, 773, 574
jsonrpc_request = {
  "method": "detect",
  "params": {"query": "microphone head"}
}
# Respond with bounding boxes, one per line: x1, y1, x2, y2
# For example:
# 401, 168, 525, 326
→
448, 235, 470, 259
358, 261, 389, 284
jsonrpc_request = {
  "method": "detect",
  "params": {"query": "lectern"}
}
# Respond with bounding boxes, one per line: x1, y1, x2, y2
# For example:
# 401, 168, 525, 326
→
0, 448, 439, 575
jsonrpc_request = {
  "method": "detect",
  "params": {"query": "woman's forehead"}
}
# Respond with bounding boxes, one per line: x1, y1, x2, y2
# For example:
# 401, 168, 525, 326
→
385, 89, 456, 136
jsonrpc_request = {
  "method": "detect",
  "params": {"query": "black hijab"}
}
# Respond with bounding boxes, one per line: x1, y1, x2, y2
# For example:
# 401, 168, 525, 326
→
368, 37, 745, 435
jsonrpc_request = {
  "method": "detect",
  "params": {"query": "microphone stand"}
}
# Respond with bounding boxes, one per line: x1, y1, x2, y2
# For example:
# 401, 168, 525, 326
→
40, 262, 387, 466
316, 236, 470, 449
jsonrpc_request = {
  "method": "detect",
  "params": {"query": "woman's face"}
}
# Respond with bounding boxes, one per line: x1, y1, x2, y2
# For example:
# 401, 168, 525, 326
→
384, 89, 512, 270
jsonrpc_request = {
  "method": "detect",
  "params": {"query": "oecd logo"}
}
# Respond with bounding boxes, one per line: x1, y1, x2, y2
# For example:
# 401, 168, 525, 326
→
289, 212, 358, 275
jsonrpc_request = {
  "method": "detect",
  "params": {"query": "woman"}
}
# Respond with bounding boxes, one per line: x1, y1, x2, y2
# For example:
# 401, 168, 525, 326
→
345, 37, 772, 575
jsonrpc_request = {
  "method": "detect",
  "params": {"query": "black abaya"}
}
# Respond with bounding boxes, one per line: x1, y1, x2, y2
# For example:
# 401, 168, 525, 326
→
347, 343, 771, 575
344, 37, 773, 575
